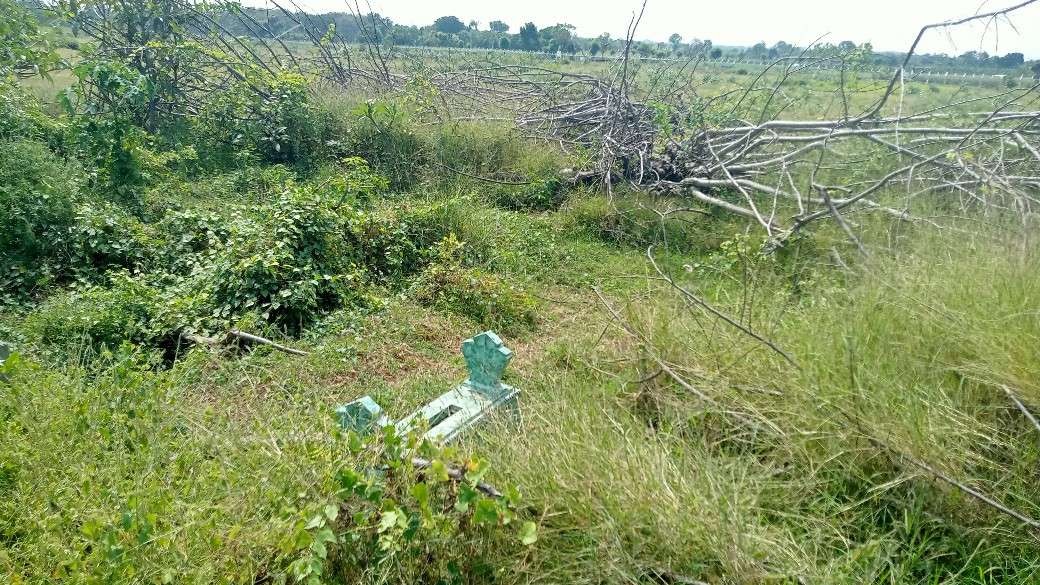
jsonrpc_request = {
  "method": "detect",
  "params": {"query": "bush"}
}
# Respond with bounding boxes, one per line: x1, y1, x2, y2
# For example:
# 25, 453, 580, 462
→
0, 142, 78, 264
194, 72, 334, 168
0, 82, 61, 143
152, 208, 230, 275
487, 174, 566, 212
411, 236, 537, 336
207, 189, 365, 333
67, 200, 155, 279
345, 101, 426, 191
66, 114, 153, 209
24, 273, 163, 362
0, 140, 81, 295
276, 427, 538, 584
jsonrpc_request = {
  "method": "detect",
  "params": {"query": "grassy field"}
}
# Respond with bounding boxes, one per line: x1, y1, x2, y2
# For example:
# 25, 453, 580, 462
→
4, 29, 1040, 585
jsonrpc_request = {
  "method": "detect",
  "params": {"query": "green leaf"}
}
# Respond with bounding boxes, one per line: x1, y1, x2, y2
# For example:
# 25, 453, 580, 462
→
430, 459, 450, 482
455, 483, 479, 513
410, 482, 430, 509
377, 510, 400, 533
473, 499, 500, 526
309, 538, 327, 560
519, 521, 538, 546
304, 514, 324, 530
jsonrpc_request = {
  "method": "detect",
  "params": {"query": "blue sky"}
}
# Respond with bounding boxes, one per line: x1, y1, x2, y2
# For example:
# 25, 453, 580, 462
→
256, 0, 1040, 57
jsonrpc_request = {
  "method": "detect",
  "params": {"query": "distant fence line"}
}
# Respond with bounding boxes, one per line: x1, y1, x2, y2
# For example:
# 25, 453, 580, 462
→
389, 44, 1032, 85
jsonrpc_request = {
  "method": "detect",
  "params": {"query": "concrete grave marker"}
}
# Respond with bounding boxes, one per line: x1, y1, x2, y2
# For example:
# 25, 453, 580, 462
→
337, 331, 519, 442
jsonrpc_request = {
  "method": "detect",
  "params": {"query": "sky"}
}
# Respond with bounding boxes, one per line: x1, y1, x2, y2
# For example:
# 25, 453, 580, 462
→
248, 0, 1040, 58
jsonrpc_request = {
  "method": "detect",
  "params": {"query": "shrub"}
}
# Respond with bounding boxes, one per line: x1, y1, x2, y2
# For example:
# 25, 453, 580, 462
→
194, 72, 333, 168
487, 173, 566, 212
66, 114, 153, 209
0, 140, 81, 295
67, 200, 155, 279
275, 426, 538, 584
24, 273, 163, 362
313, 156, 390, 207
152, 208, 230, 275
411, 236, 537, 336
345, 101, 426, 191
208, 189, 366, 333
0, 81, 61, 143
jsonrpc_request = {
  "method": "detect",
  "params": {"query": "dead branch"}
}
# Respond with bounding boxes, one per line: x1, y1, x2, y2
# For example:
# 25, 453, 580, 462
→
1002, 385, 1040, 438
411, 457, 503, 498
645, 247, 799, 368
184, 330, 310, 356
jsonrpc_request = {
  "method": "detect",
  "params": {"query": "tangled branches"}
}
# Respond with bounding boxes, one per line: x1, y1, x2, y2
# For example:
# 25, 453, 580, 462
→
513, 0, 1040, 244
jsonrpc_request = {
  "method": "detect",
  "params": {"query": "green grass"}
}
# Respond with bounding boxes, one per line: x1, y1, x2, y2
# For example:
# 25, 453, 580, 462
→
6, 189, 1040, 582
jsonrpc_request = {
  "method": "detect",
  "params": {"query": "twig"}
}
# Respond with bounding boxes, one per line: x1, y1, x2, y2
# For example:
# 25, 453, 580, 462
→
411, 457, 503, 498
885, 442, 1040, 530
1002, 384, 1040, 437
645, 247, 799, 368
228, 330, 310, 356
184, 330, 310, 357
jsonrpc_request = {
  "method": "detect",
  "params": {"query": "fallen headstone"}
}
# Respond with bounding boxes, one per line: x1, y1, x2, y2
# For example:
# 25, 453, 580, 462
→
337, 331, 519, 442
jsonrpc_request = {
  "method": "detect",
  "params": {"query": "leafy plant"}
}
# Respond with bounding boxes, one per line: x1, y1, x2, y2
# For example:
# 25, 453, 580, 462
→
411, 235, 537, 336
276, 426, 538, 584
0, 140, 81, 297
196, 72, 331, 167
0, 0, 59, 79
207, 188, 363, 333
346, 101, 425, 191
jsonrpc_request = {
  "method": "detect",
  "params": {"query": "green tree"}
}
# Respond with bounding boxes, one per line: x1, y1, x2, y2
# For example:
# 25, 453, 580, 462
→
432, 16, 466, 34
519, 22, 540, 51
540, 23, 575, 54
668, 33, 682, 52
0, 0, 59, 78
489, 20, 509, 33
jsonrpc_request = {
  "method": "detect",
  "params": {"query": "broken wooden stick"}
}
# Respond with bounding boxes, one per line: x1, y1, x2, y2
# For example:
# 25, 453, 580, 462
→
1002, 384, 1040, 438
411, 457, 504, 498
183, 330, 310, 356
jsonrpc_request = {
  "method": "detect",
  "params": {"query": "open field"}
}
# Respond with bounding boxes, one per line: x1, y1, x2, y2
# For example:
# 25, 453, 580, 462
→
4, 1, 1040, 583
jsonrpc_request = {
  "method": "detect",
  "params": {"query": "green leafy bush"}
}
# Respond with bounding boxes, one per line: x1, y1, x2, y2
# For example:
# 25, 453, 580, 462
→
67, 201, 155, 278
152, 209, 230, 274
207, 189, 364, 333
23, 273, 163, 362
487, 173, 566, 212
195, 72, 333, 168
411, 236, 537, 336
0, 140, 81, 295
277, 426, 538, 584
0, 82, 61, 143
345, 101, 426, 191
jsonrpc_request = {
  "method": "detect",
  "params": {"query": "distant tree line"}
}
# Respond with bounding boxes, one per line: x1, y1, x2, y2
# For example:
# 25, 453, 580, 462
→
37, 1, 1036, 74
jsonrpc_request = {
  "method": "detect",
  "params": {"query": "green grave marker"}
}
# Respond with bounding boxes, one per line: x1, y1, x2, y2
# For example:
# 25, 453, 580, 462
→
337, 331, 519, 442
